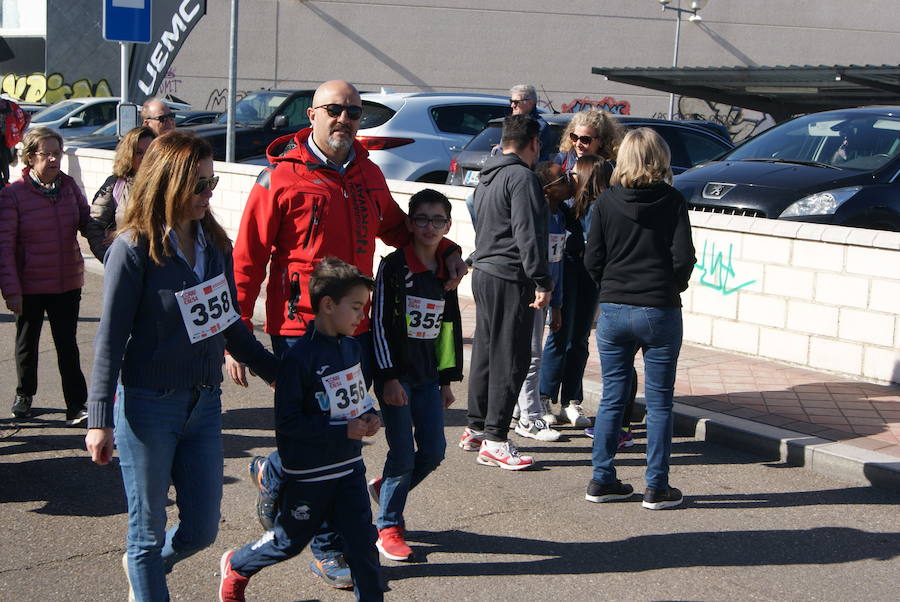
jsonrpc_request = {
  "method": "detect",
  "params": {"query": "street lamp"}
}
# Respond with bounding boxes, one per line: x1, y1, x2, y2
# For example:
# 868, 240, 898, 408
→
658, 0, 708, 119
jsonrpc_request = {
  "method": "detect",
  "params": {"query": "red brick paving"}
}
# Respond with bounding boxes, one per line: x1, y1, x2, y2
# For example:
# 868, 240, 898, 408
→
458, 298, 900, 458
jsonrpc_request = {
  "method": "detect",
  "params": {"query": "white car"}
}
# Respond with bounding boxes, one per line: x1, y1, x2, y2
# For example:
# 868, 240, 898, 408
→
28, 97, 191, 139
357, 90, 512, 182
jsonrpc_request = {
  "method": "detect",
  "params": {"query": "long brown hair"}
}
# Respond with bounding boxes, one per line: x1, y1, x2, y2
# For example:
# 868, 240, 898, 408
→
557, 110, 624, 161
112, 126, 155, 178
119, 130, 230, 264
571, 155, 612, 220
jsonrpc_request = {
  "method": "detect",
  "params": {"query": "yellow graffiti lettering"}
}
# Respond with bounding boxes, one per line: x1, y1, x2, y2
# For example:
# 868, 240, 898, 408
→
0, 72, 113, 104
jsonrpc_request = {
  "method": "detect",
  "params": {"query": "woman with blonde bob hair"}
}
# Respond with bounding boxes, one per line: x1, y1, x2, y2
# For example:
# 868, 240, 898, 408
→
85, 125, 156, 261
582, 127, 695, 510
554, 109, 623, 170
85, 131, 277, 601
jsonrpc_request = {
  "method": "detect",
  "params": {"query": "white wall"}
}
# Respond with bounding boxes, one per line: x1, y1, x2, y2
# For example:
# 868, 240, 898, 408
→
59, 148, 900, 385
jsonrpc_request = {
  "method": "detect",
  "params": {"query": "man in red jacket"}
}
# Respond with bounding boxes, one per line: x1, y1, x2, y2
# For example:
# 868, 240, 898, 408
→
227, 80, 465, 589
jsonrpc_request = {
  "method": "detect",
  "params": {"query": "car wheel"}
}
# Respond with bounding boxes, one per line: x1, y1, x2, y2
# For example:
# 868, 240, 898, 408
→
417, 171, 448, 184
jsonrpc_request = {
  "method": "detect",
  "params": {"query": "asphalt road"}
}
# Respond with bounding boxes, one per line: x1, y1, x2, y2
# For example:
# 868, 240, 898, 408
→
1, 269, 898, 601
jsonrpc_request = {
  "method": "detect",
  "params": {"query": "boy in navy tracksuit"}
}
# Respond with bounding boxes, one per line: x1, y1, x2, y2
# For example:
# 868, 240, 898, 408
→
368, 189, 464, 561
219, 257, 384, 602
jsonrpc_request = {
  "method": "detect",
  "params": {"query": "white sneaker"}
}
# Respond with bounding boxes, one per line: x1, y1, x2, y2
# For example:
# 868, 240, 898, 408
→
565, 402, 590, 427
515, 418, 561, 442
476, 439, 535, 470
122, 553, 135, 602
540, 397, 557, 426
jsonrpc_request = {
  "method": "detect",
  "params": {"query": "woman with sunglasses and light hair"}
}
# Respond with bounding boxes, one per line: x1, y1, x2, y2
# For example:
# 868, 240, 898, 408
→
554, 109, 623, 171
0, 126, 91, 424
85, 130, 277, 601
583, 128, 695, 510
85, 125, 156, 262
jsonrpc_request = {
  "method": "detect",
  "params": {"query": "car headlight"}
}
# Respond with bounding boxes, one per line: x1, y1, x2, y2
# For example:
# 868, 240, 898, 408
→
780, 186, 862, 217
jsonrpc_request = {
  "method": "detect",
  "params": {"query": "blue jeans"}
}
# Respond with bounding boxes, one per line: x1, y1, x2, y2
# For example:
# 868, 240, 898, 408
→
375, 380, 445, 530
116, 385, 223, 602
591, 303, 682, 490
540, 258, 598, 404
260, 331, 375, 561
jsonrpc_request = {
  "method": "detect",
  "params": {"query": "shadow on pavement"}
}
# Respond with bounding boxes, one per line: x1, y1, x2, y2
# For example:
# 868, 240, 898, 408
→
386, 526, 900, 580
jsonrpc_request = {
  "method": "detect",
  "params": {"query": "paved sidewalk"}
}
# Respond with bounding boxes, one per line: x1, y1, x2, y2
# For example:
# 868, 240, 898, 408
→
457, 298, 900, 490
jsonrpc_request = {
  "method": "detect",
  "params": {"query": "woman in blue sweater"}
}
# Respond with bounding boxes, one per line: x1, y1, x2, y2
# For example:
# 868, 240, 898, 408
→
85, 131, 277, 601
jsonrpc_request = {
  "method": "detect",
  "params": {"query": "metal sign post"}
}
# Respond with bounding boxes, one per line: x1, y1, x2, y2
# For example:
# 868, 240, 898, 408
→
103, 0, 152, 136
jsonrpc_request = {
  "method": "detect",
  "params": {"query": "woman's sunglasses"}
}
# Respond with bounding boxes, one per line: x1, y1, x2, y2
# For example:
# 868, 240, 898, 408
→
194, 175, 219, 195
315, 103, 363, 120
569, 132, 597, 145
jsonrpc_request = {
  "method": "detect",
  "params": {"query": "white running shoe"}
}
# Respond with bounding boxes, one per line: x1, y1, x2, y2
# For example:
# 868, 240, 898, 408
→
540, 397, 557, 426
565, 402, 590, 427
476, 439, 535, 470
514, 418, 561, 442
459, 427, 486, 451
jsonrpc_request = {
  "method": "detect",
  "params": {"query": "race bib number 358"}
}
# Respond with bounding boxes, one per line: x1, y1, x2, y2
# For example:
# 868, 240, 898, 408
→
175, 273, 240, 344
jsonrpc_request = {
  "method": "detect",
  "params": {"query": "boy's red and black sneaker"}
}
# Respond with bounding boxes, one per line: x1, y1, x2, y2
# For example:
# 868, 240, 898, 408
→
376, 526, 413, 561
367, 477, 383, 506
219, 550, 249, 602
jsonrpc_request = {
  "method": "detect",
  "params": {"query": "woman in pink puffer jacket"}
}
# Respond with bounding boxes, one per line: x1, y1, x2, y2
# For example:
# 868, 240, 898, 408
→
0, 126, 90, 424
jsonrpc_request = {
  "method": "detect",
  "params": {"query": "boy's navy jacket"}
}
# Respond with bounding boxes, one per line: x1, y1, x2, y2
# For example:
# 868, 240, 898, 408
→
371, 245, 464, 386
87, 229, 278, 429
275, 323, 376, 480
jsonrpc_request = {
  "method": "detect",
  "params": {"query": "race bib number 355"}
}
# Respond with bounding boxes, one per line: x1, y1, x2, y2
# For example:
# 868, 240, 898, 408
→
175, 273, 240, 343
321, 363, 374, 421
406, 295, 445, 340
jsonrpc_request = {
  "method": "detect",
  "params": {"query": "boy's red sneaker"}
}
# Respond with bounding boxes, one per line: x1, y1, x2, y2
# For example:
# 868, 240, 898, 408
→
376, 526, 413, 561
219, 550, 249, 602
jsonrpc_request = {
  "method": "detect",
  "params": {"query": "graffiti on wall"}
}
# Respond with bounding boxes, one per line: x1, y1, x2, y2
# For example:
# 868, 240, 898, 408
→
205, 88, 250, 111
561, 96, 631, 115
0, 72, 113, 104
158, 68, 182, 97
694, 240, 756, 296
654, 97, 775, 142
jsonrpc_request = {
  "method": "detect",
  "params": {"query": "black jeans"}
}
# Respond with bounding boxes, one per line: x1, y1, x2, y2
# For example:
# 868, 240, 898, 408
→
15, 288, 87, 418
467, 270, 536, 442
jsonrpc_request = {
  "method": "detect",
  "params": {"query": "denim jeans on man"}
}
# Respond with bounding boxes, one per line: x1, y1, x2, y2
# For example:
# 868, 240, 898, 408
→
116, 385, 223, 602
540, 259, 598, 404
375, 379, 445, 529
258, 331, 375, 561
591, 303, 682, 489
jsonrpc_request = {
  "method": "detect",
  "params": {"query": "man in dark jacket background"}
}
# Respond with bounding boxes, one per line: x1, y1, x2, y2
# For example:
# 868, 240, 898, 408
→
460, 114, 552, 471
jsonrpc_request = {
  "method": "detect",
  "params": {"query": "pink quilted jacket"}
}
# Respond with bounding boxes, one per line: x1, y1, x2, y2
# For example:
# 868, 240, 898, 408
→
0, 169, 90, 298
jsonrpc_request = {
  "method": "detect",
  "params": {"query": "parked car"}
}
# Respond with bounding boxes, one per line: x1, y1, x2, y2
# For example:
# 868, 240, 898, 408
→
674, 107, 900, 231
182, 89, 316, 161
446, 114, 734, 187
356, 91, 513, 182
27, 97, 121, 138
64, 110, 221, 150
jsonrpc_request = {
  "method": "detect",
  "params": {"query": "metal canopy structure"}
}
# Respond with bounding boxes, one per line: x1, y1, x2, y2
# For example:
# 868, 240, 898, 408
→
591, 64, 900, 121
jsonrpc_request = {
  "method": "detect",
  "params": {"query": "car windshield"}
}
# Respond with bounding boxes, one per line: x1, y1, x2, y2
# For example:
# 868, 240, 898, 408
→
727, 112, 900, 171
215, 91, 291, 126
463, 123, 504, 151
91, 121, 117, 136
31, 100, 82, 123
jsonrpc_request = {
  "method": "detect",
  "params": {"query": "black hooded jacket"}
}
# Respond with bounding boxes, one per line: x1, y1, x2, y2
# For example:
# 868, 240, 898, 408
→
584, 183, 696, 307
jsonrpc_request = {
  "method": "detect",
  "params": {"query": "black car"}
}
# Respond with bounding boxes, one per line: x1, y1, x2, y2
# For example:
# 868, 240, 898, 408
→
64, 110, 222, 150
446, 114, 733, 187
674, 107, 900, 231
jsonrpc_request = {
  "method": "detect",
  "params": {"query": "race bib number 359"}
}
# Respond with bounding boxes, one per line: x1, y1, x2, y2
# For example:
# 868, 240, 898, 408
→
175, 273, 240, 344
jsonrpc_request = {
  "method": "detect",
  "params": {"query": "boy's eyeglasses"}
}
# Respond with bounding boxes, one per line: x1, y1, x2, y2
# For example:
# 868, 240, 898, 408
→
146, 113, 175, 123
194, 175, 219, 195
543, 171, 572, 189
315, 104, 363, 120
411, 215, 449, 229
569, 132, 597, 145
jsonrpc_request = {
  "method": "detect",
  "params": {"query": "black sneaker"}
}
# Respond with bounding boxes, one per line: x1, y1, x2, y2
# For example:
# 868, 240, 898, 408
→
585, 479, 634, 503
66, 409, 88, 426
643, 486, 683, 510
248, 456, 275, 530
11, 395, 32, 418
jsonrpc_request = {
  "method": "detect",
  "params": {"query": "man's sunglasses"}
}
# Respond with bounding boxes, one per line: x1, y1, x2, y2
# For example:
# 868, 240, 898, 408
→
315, 104, 363, 120
147, 113, 175, 123
510, 98, 532, 105
194, 175, 219, 195
411, 215, 449, 229
569, 132, 597, 145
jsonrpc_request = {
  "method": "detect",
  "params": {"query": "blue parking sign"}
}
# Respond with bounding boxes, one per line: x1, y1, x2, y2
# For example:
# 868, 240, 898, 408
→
103, 0, 152, 44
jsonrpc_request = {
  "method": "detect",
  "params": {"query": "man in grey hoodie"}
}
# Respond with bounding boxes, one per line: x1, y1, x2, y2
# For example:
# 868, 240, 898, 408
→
460, 114, 553, 470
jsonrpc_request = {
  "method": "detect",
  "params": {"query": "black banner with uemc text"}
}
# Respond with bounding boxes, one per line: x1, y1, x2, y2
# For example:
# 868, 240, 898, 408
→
128, 0, 207, 106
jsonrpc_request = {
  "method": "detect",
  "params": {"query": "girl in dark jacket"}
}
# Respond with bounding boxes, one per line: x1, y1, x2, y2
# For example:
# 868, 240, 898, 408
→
582, 128, 696, 510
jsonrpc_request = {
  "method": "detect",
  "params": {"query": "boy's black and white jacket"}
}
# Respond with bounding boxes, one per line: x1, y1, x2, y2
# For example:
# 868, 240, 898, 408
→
371, 245, 464, 386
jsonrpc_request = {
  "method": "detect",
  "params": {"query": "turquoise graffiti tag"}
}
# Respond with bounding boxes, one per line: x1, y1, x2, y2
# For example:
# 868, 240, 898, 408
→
694, 240, 756, 295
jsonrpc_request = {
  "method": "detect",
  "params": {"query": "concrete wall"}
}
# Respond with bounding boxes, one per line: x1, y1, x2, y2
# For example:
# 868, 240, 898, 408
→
57, 148, 900, 385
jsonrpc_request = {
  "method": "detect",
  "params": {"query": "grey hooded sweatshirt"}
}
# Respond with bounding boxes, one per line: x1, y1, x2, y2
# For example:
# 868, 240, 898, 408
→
470, 152, 553, 292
